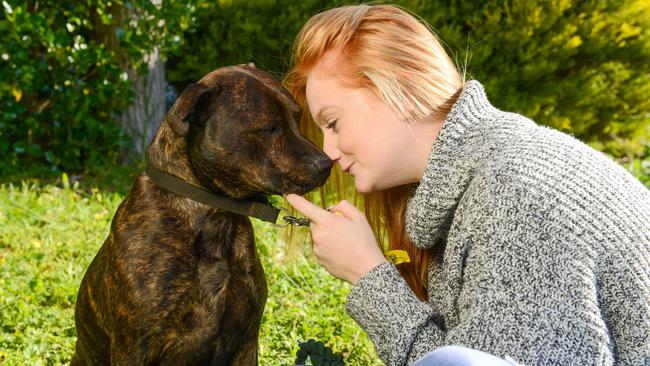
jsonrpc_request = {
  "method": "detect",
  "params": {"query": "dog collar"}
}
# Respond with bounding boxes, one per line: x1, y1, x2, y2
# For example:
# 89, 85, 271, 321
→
144, 163, 309, 227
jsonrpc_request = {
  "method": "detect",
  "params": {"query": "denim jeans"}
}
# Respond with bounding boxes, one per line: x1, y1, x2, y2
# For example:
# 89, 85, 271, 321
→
412, 345, 519, 366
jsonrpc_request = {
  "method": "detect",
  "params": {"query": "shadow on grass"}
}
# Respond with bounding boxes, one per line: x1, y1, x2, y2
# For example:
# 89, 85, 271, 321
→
0, 161, 145, 196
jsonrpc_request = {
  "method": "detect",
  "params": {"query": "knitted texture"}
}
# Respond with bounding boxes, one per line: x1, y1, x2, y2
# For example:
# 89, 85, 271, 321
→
345, 81, 650, 366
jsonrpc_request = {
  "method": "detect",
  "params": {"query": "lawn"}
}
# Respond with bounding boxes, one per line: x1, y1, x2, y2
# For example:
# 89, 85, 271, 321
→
0, 177, 381, 365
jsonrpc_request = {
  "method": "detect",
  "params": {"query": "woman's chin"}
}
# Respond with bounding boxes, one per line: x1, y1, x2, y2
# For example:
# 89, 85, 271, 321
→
354, 177, 374, 194
354, 174, 405, 193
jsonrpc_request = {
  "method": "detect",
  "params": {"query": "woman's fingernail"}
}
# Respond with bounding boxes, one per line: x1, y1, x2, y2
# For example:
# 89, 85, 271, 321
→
326, 206, 343, 216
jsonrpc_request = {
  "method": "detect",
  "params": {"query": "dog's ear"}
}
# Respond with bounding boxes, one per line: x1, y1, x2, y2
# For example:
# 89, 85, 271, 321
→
183, 85, 221, 129
167, 83, 205, 136
167, 83, 220, 136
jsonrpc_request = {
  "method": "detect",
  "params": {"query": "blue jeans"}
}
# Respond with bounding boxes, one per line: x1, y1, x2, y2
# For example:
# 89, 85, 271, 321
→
412, 345, 518, 366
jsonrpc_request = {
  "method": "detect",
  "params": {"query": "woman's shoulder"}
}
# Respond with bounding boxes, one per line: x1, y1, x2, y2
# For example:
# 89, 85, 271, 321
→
453, 108, 649, 237
474, 110, 642, 196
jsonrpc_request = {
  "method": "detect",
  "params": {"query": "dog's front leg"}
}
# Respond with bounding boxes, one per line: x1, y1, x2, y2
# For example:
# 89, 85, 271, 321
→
109, 339, 149, 366
226, 335, 259, 366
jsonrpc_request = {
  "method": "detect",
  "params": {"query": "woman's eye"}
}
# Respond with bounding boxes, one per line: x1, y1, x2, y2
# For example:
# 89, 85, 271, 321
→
326, 119, 338, 131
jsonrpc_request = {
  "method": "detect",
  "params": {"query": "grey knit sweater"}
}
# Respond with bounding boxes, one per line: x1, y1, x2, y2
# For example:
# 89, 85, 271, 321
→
345, 81, 650, 366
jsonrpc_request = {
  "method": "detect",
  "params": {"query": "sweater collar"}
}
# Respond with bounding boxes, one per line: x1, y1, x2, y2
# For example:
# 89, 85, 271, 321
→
405, 80, 500, 249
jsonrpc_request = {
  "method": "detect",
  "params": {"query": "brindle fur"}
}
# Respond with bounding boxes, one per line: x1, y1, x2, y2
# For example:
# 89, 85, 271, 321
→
71, 65, 332, 365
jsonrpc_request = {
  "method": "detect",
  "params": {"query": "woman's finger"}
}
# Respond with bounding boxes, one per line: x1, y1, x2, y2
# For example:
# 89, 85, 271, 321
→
328, 200, 364, 221
285, 194, 329, 224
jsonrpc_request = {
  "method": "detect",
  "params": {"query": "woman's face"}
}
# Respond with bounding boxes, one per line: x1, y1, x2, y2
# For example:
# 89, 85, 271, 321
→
305, 62, 434, 193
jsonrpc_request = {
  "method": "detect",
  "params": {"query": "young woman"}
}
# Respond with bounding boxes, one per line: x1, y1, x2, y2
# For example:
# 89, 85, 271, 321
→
284, 4, 649, 366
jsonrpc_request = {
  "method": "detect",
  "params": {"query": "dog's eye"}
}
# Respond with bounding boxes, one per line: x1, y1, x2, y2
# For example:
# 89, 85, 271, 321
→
259, 125, 278, 135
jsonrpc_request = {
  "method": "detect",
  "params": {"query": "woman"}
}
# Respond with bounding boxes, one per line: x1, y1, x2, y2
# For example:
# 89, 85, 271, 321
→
284, 4, 649, 366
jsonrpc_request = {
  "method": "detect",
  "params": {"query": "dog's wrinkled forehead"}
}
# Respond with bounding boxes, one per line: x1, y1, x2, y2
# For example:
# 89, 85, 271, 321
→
166, 65, 303, 137
201, 65, 300, 116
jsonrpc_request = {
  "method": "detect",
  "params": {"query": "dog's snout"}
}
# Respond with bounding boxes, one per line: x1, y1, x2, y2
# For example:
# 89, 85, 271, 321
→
310, 154, 333, 175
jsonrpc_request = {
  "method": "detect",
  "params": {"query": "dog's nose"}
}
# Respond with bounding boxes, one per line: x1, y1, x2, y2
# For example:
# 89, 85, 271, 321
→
311, 155, 333, 175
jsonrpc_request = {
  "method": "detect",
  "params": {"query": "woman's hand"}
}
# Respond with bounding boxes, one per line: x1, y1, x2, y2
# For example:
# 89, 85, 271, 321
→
285, 194, 387, 285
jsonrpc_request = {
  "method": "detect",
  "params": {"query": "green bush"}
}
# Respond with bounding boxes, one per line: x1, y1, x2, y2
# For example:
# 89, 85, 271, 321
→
168, 0, 650, 167
166, 0, 339, 88
0, 0, 199, 174
415, 0, 650, 159
3, 1, 647, 179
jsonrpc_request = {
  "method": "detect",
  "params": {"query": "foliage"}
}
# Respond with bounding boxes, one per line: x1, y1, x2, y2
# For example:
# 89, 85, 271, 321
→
412, 0, 650, 159
165, 0, 343, 89
295, 339, 345, 366
621, 149, 650, 186
0, 180, 381, 365
0, 0, 199, 174
168, 0, 650, 162
2, 0, 647, 178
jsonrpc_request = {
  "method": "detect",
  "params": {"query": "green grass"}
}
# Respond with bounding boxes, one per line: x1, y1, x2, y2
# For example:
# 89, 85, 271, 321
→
0, 178, 382, 365
5, 154, 642, 365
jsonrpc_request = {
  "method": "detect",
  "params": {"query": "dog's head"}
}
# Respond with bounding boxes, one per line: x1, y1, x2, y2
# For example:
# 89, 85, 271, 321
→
164, 65, 332, 197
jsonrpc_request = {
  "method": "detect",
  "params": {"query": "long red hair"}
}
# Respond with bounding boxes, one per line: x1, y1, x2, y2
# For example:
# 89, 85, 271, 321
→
284, 4, 462, 301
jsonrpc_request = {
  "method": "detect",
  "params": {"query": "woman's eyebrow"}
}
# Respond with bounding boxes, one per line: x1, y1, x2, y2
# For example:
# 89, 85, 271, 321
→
314, 105, 338, 124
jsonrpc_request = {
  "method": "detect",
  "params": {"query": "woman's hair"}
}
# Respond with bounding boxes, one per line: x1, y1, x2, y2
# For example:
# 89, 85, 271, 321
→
284, 4, 463, 301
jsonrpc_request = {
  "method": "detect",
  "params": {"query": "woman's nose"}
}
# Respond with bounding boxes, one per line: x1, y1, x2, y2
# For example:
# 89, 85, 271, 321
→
322, 134, 341, 161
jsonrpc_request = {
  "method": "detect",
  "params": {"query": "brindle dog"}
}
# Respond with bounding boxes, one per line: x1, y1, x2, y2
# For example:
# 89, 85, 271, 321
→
71, 65, 332, 365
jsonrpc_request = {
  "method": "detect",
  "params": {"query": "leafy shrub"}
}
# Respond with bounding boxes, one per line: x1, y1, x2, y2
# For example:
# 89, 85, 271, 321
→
168, 0, 650, 166
166, 0, 339, 88
415, 0, 650, 159
0, 0, 199, 174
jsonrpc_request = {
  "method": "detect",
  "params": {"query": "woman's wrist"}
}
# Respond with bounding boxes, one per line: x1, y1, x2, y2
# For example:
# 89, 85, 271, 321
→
351, 256, 388, 285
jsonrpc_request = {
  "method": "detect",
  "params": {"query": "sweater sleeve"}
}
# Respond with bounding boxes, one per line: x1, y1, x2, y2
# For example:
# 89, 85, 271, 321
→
346, 194, 617, 366
346, 262, 444, 366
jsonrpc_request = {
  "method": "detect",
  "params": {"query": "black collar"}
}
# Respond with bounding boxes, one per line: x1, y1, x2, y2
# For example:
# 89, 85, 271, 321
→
145, 163, 298, 226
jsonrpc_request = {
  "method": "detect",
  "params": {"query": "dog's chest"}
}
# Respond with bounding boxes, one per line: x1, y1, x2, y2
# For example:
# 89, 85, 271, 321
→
191, 215, 267, 313
161, 216, 267, 363
193, 222, 267, 301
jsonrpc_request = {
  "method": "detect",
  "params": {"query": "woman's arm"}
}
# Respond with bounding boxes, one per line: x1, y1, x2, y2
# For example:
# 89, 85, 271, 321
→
346, 187, 617, 366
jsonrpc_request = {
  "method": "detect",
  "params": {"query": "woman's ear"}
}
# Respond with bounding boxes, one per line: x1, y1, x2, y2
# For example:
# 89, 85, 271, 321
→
166, 83, 220, 136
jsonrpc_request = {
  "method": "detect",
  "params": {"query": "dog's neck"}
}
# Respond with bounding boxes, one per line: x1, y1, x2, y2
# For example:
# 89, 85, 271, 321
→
148, 122, 270, 202
145, 124, 232, 227
147, 124, 202, 187
145, 123, 272, 219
